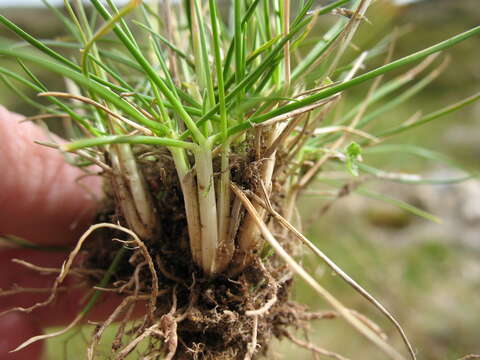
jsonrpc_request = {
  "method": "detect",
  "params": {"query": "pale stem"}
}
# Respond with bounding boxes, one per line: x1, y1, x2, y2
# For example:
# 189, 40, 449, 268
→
109, 145, 157, 240
234, 122, 286, 271
169, 147, 203, 269
116, 144, 158, 231
194, 143, 219, 276
215, 140, 234, 273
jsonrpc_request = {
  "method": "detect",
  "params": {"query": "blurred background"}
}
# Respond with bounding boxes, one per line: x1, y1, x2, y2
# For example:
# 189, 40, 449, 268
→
0, 0, 479, 359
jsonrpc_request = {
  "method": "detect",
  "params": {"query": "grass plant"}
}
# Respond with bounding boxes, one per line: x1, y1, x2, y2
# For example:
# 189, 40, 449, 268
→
0, 0, 479, 359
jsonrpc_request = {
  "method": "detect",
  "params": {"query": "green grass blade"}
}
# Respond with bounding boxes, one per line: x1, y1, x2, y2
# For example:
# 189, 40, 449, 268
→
192, 0, 216, 111
0, 74, 49, 111
0, 49, 168, 134
180, 16, 313, 140
62, 135, 195, 152
356, 188, 441, 223
209, 0, 228, 138
17, 59, 48, 91
0, 66, 99, 134
234, 0, 245, 92
89, 0, 205, 143
81, 0, 141, 73
378, 92, 480, 138
0, 235, 68, 252
356, 62, 447, 129
336, 72, 423, 129
0, 14, 78, 69
227, 26, 480, 137
134, 21, 194, 67
98, 48, 201, 109
41, 0, 80, 42
292, 18, 346, 82
363, 144, 473, 170
105, 0, 138, 45
223, 35, 281, 92
360, 164, 473, 185
139, 8, 181, 102
242, 0, 261, 26
316, 0, 352, 16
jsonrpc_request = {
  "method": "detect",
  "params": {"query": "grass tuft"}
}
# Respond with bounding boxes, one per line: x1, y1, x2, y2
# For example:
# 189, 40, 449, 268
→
1, 1, 479, 359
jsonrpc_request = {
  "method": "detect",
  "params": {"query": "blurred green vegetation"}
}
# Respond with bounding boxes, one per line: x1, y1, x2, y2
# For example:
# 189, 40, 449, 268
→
1, 0, 479, 359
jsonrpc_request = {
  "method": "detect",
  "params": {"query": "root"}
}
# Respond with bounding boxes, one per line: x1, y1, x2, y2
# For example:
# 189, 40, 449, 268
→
244, 315, 258, 360
159, 288, 179, 360
299, 311, 339, 321
156, 255, 185, 283
301, 310, 387, 340
92, 286, 145, 295
0, 285, 70, 297
7, 222, 161, 357
117, 322, 161, 359
12, 312, 84, 353
283, 330, 351, 360
245, 261, 277, 317
12, 258, 104, 277
0, 223, 106, 319
118, 261, 146, 293
117, 288, 180, 360
88, 294, 150, 360
103, 224, 159, 322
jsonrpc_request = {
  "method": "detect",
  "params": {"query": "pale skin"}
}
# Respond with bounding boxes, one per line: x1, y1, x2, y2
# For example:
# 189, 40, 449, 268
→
0, 106, 137, 359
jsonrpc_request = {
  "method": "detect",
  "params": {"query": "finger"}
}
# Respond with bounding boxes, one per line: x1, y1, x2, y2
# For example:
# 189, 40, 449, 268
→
0, 106, 102, 246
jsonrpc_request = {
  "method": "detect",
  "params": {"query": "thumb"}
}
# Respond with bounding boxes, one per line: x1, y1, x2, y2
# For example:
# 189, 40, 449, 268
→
0, 106, 102, 246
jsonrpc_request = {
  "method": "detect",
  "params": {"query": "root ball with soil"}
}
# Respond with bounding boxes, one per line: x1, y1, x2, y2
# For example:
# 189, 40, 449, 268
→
84, 144, 302, 359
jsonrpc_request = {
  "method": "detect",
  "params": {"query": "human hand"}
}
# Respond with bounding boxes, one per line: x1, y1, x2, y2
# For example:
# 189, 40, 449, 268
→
0, 106, 127, 359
